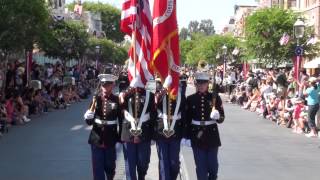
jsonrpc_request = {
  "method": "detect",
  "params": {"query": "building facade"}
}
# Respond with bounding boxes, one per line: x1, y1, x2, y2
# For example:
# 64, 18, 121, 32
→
298, 0, 320, 36
233, 5, 257, 37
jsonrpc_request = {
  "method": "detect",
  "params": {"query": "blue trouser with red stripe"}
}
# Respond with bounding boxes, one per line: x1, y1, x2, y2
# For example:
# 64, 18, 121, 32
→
91, 145, 116, 180
123, 141, 151, 180
156, 139, 181, 180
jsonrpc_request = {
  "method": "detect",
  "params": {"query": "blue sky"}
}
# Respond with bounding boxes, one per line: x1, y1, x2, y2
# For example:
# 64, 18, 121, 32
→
66, 0, 258, 32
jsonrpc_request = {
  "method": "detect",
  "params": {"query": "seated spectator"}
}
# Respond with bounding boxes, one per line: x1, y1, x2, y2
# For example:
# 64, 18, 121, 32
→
51, 85, 66, 109
62, 86, 72, 106
69, 86, 81, 102
41, 87, 55, 112
0, 100, 8, 135
13, 90, 31, 123
23, 88, 37, 116
284, 98, 294, 128
266, 93, 280, 121
33, 89, 45, 114
5, 92, 14, 125
243, 88, 261, 112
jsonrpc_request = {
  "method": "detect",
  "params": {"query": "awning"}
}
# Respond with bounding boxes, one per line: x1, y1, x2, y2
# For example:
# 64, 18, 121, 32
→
304, 58, 320, 69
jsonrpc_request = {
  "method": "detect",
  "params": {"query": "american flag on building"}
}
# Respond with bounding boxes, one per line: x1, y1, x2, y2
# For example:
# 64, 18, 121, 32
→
120, 0, 154, 86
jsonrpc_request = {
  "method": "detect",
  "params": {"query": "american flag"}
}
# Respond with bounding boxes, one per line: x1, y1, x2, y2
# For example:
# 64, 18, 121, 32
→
279, 33, 290, 46
306, 35, 317, 45
121, 0, 154, 86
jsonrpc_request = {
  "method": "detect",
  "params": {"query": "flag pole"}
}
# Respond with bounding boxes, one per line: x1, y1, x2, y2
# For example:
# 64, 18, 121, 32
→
132, 1, 139, 140
166, 41, 172, 127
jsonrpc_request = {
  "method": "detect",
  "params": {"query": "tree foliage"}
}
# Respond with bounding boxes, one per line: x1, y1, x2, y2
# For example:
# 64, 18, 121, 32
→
0, 0, 49, 53
186, 19, 215, 37
179, 27, 189, 40
245, 7, 320, 65
88, 38, 127, 65
40, 20, 89, 61
181, 34, 239, 65
67, 2, 124, 43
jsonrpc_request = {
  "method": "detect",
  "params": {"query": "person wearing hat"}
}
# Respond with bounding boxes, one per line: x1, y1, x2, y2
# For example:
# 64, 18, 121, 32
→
179, 68, 188, 98
303, 76, 320, 137
83, 73, 122, 180
154, 75, 186, 180
118, 70, 129, 92
184, 71, 225, 180
118, 76, 157, 180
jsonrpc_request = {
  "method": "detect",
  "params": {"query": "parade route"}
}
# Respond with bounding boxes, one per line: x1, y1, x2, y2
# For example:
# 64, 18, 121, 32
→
0, 86, 320, 180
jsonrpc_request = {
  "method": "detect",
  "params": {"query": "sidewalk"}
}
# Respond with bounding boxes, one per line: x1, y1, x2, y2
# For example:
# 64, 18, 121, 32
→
114, 144, 185, 180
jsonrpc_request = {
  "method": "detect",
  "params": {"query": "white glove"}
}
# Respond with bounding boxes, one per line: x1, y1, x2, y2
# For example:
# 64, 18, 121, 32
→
116, 142, 122, 149
119, 92, 125, 104
151, 140, 156, 146
130, 77, 144, 88
163, 75, 172, 89
181, 138, 191, 147
210, 109, 220, 120
84, 110, 94, 119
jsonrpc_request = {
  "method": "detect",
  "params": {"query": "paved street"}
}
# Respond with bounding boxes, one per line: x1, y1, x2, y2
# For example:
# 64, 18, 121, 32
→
182, 87, 320, 180
0, 86, 320, 180
0, 95, 162, 180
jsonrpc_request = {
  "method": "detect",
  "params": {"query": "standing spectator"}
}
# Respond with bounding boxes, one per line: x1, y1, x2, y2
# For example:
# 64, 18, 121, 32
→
304, 77, 320, 137
5, 62, 16, 92
46, 64, 54, 78
0, 62, 5, 91
298, 69, 309, 97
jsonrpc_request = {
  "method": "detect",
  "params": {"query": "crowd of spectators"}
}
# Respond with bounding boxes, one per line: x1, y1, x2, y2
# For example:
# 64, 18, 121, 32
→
0, 60, 95, 137
227, 68, 320, 138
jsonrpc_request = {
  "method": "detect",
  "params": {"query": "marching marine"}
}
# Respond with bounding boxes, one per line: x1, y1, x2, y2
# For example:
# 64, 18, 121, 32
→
84, 73, 122, 180
119, 78, 157, 180
154, 76, 186, 180
185, 71, 225, 180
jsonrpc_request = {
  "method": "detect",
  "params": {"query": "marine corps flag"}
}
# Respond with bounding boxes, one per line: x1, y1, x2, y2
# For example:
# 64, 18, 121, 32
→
152, 0, 180, 97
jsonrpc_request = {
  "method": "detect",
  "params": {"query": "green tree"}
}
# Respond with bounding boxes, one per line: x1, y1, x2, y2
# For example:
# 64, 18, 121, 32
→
0, 0, 49, 53
179, 27, 189, 40
67, 2, 124, 43
199, 19, 215, 36
188, 20, 200, 34
180, 40, 194, 64
245, 7, 320, 65
88, 38, 127, 65
40, 20, 89, 61
184, 34, 239, 65
185, 19, 215, 37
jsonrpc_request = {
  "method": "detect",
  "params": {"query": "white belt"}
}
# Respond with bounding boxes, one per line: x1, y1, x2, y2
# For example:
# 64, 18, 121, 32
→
95, 119, 117, 125
157, 111, 181, 121
191, 120, 216, 126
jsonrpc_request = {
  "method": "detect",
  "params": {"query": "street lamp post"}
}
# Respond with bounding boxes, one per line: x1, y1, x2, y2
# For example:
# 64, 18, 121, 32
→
293, 18, 305, 81
95, 45, 101, 71
222, 45, 228, 80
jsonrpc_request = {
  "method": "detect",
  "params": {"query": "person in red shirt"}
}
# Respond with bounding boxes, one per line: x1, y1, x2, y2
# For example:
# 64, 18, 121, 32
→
292, 98, 305, 134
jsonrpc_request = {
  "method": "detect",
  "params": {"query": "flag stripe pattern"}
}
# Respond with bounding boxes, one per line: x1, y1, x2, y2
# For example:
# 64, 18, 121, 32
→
279, 33, 290, 46
121, 0, 153, 85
